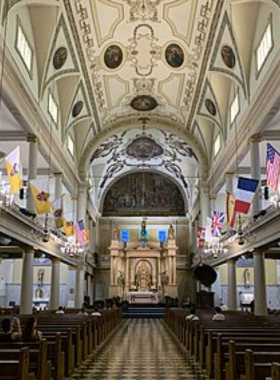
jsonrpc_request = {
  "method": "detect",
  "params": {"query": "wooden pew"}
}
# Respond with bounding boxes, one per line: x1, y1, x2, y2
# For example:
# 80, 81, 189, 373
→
272, 363, 280, 380
241, 349, 280, 380
0, 347, 35, 380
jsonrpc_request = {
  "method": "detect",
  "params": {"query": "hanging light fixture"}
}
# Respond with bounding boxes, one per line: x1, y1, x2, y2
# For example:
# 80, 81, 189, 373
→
60, 240, 84, 257
203, 236, 228, 258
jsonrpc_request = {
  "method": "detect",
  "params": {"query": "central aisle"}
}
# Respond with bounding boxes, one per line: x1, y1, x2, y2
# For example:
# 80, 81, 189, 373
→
71, 319, 207, 380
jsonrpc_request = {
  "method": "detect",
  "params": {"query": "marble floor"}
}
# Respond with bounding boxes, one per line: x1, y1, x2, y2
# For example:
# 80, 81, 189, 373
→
70, 319, 208, 379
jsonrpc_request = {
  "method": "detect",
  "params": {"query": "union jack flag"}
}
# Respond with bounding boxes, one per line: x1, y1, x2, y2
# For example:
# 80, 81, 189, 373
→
211, 210, 225, 237
266, 143, 280, 191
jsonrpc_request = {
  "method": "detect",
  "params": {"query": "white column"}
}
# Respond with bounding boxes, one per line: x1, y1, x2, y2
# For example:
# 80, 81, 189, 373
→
54, 172, 63, 200
193, 219, 198, 252
227, 259, 237, 310
86, 274, 92, 304
26, 135, 38, 213
250, 137, 262, 214
225, 172, 234, 195
20, 248, 34, 314
49, 258, 60, 310
74, 182, 88, 308
173, 256, 176, 285
254, 249, 267, 316
199, 181, 210, 228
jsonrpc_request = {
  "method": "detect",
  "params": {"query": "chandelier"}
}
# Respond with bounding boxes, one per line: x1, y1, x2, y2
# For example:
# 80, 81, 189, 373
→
269, 191, 280, 209
203, 237, 228, 258
0, 171, 14, 209
60, 240, 85, 257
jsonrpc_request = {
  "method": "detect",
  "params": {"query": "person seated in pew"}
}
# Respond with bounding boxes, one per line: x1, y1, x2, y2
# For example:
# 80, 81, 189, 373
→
220, 303, 229, 311
91, 307, 102, 317
185, 308, 199, 321
212, 306, 226, 321
21, 317, 42, 342
55, 306, 65, 314
0, 317, 22, 342
78, 306, 89, 316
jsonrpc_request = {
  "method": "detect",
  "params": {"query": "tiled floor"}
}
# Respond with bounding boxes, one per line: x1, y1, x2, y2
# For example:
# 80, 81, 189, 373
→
70, 319, 208, 379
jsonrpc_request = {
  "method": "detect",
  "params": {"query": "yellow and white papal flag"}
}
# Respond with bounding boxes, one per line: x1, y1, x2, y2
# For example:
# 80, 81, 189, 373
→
29, 179, 52, 214
5, 146, 23, 194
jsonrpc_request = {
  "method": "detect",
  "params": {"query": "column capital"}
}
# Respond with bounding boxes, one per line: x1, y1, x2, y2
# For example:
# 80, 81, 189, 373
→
54, 172, 63, 177
26, 134, 38, 143
51, 257, 61, 264
209, 193, 217, 200
25, 248, 35, 254
249, 135, 262, 143
227, 258, 237, 264
225, 171, 235, 177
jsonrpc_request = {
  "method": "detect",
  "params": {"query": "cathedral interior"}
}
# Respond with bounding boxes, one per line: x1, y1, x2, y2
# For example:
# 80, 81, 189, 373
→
1, 1, 280, 378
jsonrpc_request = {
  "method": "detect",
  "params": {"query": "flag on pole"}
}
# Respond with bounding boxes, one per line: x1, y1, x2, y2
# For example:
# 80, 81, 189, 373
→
226, 191, 236, 228
234, 177, 259, 214
266, 143, 280, 191
211, 210, 226, 237
63, 218, 74, 236
205, 217, 213, 243
29, 179, 51, 214
197, 227, 205, 248
75, 219, 88, 245
5, 146, 23, 194
52, 197, 63, 229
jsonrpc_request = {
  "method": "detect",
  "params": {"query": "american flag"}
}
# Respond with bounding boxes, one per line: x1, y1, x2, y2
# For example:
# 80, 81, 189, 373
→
266, 143, 280, 191
211, 210, 225, 237
75, 219, 88, 245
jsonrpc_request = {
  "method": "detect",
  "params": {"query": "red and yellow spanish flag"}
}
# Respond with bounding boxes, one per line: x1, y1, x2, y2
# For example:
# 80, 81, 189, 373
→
226, 191, 236, 228
5, 146, 22, 194
29, 179, 51, 214
63, 218, 74, 236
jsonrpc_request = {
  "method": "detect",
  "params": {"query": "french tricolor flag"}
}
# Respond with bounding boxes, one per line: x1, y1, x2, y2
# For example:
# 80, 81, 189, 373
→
234, 177, 259, 214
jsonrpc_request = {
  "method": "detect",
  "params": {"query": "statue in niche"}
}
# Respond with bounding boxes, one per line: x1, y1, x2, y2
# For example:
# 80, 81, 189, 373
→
112, 227, 119, 240
135, 262, 152, 291
243, 268, 250, 288
168, 224, 175, 239
35, 269, 45, 299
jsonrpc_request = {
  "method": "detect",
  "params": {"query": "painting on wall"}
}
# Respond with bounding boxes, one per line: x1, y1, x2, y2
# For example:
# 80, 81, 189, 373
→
102, 172, 185, 216
205, 99, 217, 116
130, 95, 158, 111
165, 43, 184, 68
221, 45, 236, 69
53, 47, 68, 70
104, 45, 123, 69
126, 137, 163, 160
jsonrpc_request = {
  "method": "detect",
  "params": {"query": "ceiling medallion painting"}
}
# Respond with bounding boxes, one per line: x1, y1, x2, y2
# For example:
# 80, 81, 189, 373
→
53, 47, 68, 70
104, 45, 123, 69
204, 99, 217, 116
221, 45, 236, 69
165, 44, 184, 68
127, 0, 161, 22
72, 101, 84, 118
102, 172, 185, 217
130, 95, 158, 111
126, 137, 163, 160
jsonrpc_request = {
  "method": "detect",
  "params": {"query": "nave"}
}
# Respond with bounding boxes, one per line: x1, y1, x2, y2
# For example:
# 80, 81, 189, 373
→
70, 319, 207, 380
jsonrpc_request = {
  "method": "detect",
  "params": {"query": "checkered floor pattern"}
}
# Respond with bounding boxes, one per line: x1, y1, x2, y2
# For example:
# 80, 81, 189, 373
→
70, 319, 208, 379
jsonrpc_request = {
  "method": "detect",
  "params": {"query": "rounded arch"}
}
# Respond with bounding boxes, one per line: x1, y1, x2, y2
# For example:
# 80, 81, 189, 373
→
79, 116, 209, 180
99, 169, 189, 217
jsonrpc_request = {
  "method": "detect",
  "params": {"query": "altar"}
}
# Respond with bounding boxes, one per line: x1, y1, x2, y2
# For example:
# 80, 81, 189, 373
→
108, 223, 178, 300
128, 291, 158, 304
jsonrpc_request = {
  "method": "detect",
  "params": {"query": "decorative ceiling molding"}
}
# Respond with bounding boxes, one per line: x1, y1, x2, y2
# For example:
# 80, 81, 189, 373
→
164, 0, 197, 45
79, 117, 209, 180
186, 0, 224, 130
209, 11, 247, 97
64, 0, 101, 134
197, 78, 223, 134
66, 80, 91, 133
126, 0, 161, 23
89, 0, 123, 46
41, 14, 79, 97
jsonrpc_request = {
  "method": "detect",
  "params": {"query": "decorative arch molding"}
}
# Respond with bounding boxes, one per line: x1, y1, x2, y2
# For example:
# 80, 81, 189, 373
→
79, 116, 208, 180
99, 169, 189, 217
2, 0, 59, 23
